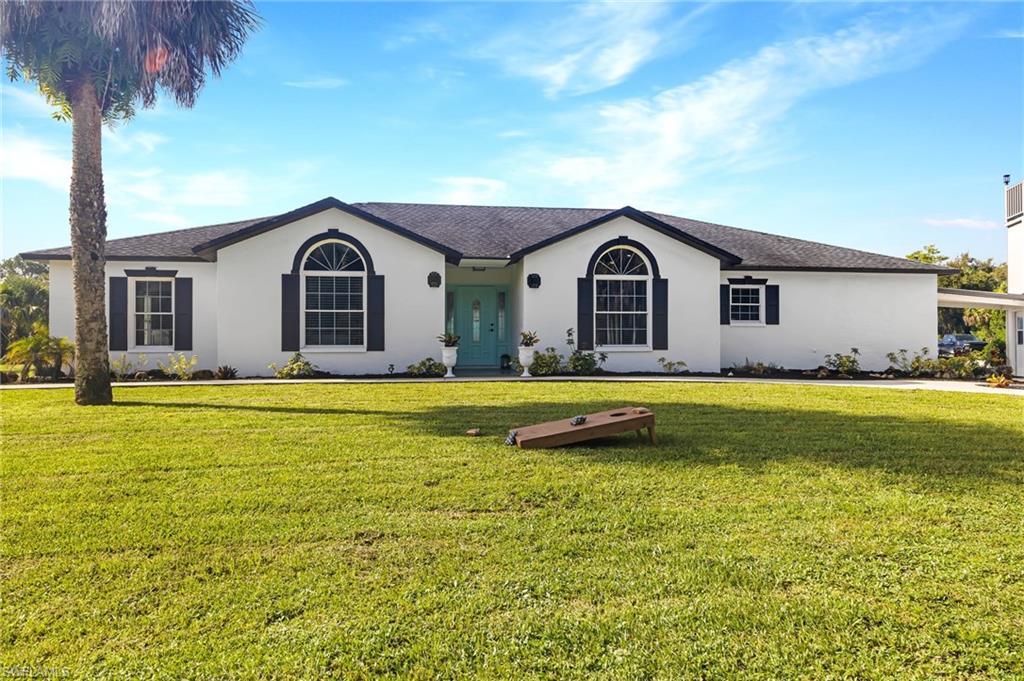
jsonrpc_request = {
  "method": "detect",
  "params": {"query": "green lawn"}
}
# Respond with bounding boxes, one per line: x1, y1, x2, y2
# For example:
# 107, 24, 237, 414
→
2, 382, 1022, 679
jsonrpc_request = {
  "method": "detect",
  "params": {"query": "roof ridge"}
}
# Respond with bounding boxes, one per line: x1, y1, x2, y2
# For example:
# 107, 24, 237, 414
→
354, 201, 613, 212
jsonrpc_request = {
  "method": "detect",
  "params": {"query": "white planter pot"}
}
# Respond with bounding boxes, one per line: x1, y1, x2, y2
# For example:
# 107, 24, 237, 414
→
518, 346, 536, 377
441, 346, 458, 378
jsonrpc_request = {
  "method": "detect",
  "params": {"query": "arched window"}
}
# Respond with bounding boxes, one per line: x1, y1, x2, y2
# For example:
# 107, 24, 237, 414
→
593, 245, 650, 347
302, 240, 366, 346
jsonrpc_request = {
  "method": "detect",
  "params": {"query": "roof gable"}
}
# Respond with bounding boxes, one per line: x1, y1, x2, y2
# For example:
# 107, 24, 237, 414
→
508, 206, 742, 265
190, 197, 460, 260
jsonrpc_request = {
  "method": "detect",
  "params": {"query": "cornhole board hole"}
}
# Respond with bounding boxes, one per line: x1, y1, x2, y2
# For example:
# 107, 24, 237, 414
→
512, 407, 655, 449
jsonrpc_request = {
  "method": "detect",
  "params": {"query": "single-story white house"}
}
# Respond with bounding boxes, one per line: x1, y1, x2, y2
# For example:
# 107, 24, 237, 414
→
25, 196, 992, 376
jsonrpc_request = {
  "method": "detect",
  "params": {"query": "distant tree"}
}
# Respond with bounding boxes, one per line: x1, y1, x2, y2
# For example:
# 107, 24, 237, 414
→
907, 245, 1008, 356
0, 255, 48, 281
1, 1, 260, 404
0, 273, 48, 356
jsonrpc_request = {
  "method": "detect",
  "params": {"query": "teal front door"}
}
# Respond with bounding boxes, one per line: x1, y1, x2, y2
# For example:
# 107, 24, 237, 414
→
454, 286, 498, 367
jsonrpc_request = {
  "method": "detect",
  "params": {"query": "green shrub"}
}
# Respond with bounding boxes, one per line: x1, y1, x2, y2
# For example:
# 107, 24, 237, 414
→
932, 352, 984, 380
885, 348, 985, 380
885, 347, 933, 376
823, 348, 861, 375
984, 338, 1007, 365
268, 353, 317, 379
732, 358, 781, 376
111, 353, 148, 380
158, 353, 198, 381
407, 357, 445, 377
657, 357, 688, 374
565, 328, 607, 375
214, 365, 238, 380
529, 347, 564, 376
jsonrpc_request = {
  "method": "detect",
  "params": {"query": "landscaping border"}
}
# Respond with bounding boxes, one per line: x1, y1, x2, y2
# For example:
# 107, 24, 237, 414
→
1, 374, 1020, 395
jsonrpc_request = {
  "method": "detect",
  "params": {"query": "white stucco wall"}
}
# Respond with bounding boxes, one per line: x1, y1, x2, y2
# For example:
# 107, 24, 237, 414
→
215, 207, 447, 376
47, 261, 74, 341
47, 259, 219, 369
1008, 222, 1023, 295
518, 215, 722, 372
720, 271, 939, 371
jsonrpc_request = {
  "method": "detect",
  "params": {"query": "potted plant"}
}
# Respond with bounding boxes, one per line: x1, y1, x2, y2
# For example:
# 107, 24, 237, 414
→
518, 330, 540, 377
437, 332, 460, 378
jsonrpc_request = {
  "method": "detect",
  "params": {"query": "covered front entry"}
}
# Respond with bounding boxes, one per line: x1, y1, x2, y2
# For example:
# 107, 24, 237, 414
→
447, 285, 512, 369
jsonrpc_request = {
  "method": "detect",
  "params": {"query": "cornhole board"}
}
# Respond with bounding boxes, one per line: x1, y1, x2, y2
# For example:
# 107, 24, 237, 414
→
512, 407, 655, 449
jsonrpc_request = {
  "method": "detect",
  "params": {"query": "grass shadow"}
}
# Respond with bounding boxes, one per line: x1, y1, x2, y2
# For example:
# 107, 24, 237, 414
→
111, 393, 1024, 487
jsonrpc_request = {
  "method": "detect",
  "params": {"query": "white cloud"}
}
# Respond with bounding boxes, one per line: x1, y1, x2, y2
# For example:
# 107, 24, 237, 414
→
476, 2, 704, 97
179, 171, 252, 207
133, 211, 191, 229
283, 76, 348, 90
922, 217, 1001, 230
2, 86, 57, 118
105, 128, 168, 155
996, 30, 1023, 39
531, 11, 968, 207
435, 177, 507, 204
498, 129, 529, 139
0, 133, 70, 191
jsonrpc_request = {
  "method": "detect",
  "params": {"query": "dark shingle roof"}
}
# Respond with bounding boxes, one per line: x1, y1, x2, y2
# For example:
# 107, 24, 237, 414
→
21, 199, 952, 273
23, 216, 274, 261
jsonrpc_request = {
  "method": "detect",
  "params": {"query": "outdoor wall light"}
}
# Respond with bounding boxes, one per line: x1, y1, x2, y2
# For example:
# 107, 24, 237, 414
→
527, 273, 541, 288
427, 271, 442, 288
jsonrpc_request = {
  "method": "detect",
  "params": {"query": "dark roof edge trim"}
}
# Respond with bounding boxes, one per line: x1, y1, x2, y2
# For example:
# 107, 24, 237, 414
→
508, 206, 742, 265
190, 197, 461, 260
725, 265, 957, 275
20, 253, 210, 263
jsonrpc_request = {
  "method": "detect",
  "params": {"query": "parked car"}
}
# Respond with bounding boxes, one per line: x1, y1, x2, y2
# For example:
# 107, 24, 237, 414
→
937, 333, 987, 356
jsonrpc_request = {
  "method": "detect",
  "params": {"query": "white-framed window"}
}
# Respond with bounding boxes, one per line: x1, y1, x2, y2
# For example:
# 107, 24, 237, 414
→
1017, 314, 1023, 346
133, 278, 174, 347
594, 245, 650, 348
301, 240, 366, 348
730, 285, 764, 325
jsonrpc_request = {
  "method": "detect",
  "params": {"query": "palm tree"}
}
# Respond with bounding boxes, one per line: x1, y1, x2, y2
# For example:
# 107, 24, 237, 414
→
0, 274, 48, 353
4, 324, 76, 381
4, 323, 51, 382
1, 1, 260, 404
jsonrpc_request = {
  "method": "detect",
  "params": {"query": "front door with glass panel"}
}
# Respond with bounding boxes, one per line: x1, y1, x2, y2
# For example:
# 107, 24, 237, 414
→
454, 286, 498, 367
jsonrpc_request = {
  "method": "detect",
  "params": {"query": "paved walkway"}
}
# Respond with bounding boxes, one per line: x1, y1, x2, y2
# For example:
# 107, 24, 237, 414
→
2, 374, 1021, 395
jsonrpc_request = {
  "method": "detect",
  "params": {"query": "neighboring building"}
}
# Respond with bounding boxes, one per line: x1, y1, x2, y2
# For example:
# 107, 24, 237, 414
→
23, 197, 956, 376
937, 177, 1024, 376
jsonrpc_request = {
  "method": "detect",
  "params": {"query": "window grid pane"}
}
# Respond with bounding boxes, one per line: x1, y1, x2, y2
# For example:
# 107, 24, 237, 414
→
595, 279, 648, 346
730, 287, 761, 322
304, 275, 364, 346
134, 280, 173, 346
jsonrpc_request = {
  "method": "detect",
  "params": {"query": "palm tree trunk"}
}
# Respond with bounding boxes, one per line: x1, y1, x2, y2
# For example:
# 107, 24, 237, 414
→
69, 79, 113, 405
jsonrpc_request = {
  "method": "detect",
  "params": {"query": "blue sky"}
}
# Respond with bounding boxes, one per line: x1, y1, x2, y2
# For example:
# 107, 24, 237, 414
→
2, 1, 1022, 262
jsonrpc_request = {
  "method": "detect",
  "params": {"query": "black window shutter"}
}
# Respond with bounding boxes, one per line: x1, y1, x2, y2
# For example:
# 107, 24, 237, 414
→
367, 274, 385, 351
719, 284, 730, 325
281, 273, 300, 351
652, 278, 668, 350
766, 284, 780, 325
109, 277, 128, 351
173, 278, 193, 350
576, 277, 593, 350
